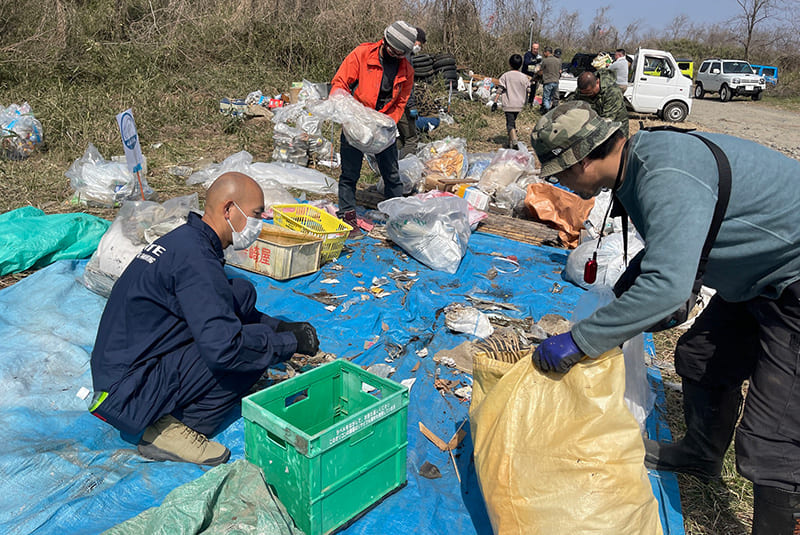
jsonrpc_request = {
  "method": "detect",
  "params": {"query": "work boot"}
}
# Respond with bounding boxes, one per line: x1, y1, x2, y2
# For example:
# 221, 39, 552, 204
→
752, 485, 800, 535
339, 210, 363, 239
508, 128, 518, 149
137, 415, 230, 466
644, 381, 742, 479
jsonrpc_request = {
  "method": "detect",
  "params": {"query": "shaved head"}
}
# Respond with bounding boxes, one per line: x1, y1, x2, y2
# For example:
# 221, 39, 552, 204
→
202, 172, 265, 249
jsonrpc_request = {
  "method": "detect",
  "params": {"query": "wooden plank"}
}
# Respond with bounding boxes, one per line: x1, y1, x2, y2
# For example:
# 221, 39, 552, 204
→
354, 188, 563, 248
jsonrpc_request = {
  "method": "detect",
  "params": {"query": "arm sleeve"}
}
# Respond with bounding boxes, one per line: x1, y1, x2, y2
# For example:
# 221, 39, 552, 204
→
331, 49, 360, 94
571, 168, 717, 356
173, 253, 296, 380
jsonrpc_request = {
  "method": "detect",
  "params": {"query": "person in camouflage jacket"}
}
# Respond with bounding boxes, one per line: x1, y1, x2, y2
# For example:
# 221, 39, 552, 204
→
569, 68, 629, 137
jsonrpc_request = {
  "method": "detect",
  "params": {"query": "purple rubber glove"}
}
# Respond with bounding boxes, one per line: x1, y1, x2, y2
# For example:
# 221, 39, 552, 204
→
532, 331, 585, 373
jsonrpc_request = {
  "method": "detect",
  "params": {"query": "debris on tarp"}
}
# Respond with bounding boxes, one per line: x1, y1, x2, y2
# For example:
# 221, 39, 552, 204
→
419, 461, 442, 480
444, 303, 494, 338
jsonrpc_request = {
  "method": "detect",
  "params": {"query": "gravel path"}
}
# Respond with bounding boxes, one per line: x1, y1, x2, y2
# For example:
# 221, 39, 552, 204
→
683, 97, 800, 160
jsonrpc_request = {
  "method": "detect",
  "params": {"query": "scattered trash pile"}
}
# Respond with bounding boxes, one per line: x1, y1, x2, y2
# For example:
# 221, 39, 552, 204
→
66, 143, 157, 207
0, 102, 43, 160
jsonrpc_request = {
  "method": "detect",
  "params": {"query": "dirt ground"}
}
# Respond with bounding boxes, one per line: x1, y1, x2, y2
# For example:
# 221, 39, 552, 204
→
663, 97, 800, 160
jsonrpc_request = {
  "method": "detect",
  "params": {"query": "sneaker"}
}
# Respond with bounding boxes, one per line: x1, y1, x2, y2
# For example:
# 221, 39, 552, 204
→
137, 415, 230, 466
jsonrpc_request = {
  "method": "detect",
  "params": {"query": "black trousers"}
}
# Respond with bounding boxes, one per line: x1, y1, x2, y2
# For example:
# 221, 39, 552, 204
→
338, 132, 402, 214
675, 280, 800, 491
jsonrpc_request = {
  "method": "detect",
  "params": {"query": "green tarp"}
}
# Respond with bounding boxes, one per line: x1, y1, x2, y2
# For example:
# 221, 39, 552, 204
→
0, 206, 111, 276
104, 460, 303, 535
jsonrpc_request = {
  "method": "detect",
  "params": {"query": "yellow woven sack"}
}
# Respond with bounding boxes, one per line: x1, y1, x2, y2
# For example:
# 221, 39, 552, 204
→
469, 348, 663, 535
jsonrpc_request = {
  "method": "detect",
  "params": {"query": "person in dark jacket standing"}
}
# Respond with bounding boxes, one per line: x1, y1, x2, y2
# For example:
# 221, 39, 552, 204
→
331, 20, 416, 236
522, 42, 543, 106
90, 172, 319, 466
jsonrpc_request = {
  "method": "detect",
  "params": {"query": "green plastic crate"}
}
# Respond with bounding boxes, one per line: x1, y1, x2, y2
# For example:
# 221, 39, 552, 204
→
243, 360, 409, 535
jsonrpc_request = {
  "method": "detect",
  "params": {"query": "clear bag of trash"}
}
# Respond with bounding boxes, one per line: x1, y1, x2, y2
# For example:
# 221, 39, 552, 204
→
306, 89, 396, 154
478, 147, 533, 195
416, 137, 469, 182
470, 346, 663, 535
464, 152, 494, 181
374, 154, 425, 195
83, 194, 199, 297
66, 143, 155, 207
378, 194, 471, 274
0, 102, 43, 160
186, 151, 337, 195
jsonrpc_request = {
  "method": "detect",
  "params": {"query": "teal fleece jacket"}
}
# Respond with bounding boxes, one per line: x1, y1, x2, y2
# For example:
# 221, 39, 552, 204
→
572, 130, 800, 357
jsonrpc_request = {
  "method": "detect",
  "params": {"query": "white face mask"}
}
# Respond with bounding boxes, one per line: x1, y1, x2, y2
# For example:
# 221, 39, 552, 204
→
227, 201, 262, 250
412, 44, 421, 55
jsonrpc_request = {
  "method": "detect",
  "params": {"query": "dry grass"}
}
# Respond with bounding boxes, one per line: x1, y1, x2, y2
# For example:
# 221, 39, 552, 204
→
652, 329, 754, 534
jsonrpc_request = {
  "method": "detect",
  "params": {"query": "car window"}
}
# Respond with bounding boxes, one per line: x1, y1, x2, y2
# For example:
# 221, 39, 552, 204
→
699, 62, 709, 73
643, 56, 672, 77
722, 61, 754, 74
764, 68, 776, 77
711, 62, 721, 72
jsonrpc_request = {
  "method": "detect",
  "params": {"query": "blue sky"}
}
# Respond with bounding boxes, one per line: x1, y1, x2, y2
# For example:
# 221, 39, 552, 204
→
549, 0, 742, 31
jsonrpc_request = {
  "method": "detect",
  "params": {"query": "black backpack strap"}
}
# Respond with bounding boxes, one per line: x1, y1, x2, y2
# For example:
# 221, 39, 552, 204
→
687, 133, 732, 279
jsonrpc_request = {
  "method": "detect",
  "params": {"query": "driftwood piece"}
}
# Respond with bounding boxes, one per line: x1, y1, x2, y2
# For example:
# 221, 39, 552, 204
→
355, 188, 563, 247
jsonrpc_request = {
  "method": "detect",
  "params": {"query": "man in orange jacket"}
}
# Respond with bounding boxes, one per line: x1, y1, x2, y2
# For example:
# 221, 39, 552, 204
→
331, 21, 416, 236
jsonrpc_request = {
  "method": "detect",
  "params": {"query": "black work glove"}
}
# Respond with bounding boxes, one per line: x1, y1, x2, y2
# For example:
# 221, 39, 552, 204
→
491, 101, 498, 112
277, 321, 320, 356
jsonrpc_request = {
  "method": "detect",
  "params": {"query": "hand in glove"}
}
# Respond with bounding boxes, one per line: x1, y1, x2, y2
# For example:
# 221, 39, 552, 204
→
532, 331, 585, 373
491, 101, 498, 112
277, 321, 320, 356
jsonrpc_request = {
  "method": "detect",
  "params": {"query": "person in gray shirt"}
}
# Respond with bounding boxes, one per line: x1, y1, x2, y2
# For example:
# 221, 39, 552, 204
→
530, 101, 800, 535
609, 48, 629, 92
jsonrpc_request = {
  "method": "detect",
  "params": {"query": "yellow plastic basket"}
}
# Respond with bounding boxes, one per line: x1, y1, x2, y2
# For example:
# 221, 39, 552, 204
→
272, 204, 351, 263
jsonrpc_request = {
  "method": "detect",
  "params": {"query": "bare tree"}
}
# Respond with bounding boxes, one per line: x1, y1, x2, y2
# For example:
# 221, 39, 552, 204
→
552, 9, 581, 51
733, 0, 774, 59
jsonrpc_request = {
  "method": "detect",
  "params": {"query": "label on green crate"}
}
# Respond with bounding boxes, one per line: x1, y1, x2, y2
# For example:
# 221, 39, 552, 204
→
322, 399, 402, 449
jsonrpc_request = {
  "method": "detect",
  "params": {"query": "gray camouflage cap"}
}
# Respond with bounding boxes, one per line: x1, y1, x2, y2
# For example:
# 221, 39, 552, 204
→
530, 101, 621, 177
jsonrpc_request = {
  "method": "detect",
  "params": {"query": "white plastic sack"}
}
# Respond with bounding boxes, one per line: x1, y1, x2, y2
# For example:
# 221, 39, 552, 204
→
374, 154, 425, 195
186, 151, 337, 195
65, 143, 155, 207
83, 194, 199, 297
306, 89, 396, 154
378, 194, 472, 274
478, 148, 534, 195
564, 231, 646, 290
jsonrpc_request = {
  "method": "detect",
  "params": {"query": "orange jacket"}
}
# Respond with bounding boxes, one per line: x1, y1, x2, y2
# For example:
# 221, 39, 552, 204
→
331, 40, 414, 124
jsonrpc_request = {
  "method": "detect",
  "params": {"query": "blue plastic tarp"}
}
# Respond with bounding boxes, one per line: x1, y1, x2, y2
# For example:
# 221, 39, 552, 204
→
0, 231, 683, 535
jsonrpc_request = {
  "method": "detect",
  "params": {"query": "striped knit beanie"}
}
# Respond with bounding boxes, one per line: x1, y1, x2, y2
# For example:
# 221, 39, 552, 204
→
384, 21, 417, 55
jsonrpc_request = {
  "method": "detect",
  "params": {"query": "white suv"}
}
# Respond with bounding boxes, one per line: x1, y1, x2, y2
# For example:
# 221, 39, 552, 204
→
694, 59, 766, 101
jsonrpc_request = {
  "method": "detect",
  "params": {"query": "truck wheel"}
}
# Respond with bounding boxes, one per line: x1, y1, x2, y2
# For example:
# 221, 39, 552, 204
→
662, 101, 689, 122
720, 84, 732, 102
752, 91, 763, 101
694, 83, 704, 99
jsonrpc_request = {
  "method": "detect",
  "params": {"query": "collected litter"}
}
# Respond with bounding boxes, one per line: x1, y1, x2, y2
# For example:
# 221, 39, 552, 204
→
66, 143, 156, 206
186, 150, 337, 195
443, 303, 494, 338
82, 194, 198, 296
378, 193, 473, 274
0, 102, 43, 160
418, 461, 442, 479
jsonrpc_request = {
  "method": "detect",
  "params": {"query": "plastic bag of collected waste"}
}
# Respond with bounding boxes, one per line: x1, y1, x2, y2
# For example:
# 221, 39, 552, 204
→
464, 152, 494, 181
272, 122, 309, 166
470, 345, 663, 535
83, 194, 199, 297
378, 193, 472, 274
478, 147, 534, 195
306, 89, 396, 154
564, 231, 646, 290
66, 143, 156, 206
0, 102, 43, 160
374, 154, 425, 195
524, 182, 594, 248
186, 151, 337, 195
417, 137, 468, 184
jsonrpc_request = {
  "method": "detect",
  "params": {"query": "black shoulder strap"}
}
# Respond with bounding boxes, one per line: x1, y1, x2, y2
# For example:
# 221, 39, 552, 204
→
613, 127, 732, 281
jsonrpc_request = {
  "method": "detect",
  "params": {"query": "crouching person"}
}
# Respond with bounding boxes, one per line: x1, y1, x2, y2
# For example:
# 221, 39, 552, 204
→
89, 172, 319, 466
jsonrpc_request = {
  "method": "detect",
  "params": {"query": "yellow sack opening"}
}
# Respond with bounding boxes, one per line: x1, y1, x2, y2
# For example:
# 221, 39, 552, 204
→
469, 348, 663, 535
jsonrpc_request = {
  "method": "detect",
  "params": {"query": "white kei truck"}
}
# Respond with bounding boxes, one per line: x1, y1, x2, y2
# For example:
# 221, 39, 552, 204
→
558, 48, 693, 122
